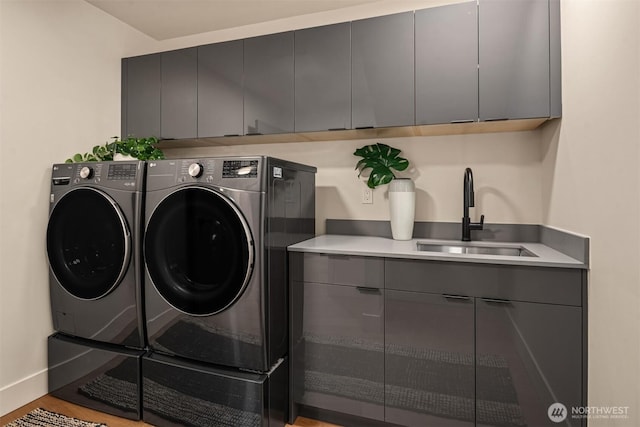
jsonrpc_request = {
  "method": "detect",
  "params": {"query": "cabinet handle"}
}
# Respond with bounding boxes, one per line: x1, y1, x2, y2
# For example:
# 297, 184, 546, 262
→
443, 294, 471, 302
482, 118, 509, 122
450, 119, 475, 124
223, 134, 240, 137
246, 132, 263, 136
327, 254, 350, 260
481, 297, 513, 306
328, 127, 347, 131
355, 126, 374, 130
356, 286, 381, 294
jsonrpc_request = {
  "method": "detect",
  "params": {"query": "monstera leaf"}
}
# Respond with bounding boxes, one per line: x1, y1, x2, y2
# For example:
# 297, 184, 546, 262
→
354, 143, 409, 189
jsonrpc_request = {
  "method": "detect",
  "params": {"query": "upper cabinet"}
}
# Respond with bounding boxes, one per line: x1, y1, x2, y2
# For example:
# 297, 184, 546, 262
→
351, 12, 415, 129
161, 48, 197, 139
198, 40, 244, 138
479, 0, 560, 120
122, 1, 561, 144
295, 23, 351, 133
244, 32, 295, 135
122, 53, 161, 139
415, 2, 478, 125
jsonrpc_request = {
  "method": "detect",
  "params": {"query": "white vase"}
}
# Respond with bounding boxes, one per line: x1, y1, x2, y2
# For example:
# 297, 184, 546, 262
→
389, 178, 415, 240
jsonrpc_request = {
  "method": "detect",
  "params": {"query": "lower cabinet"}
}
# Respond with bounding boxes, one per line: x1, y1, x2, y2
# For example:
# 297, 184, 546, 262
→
290, 253, 586, 427
385, 291, 475, 427
296, 281, 384, 421
476, 298, 583, 427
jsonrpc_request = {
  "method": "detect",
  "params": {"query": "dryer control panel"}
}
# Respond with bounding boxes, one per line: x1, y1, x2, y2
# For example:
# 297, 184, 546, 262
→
222, 160, 258, 178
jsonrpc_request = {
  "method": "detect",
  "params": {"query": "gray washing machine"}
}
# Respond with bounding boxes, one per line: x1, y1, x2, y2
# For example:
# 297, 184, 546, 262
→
47, 161, 146, 348
143, 156, 316, 372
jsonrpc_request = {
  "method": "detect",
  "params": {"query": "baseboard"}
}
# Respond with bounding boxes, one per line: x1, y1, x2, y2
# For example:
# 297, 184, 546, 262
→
0, 369, 48, 416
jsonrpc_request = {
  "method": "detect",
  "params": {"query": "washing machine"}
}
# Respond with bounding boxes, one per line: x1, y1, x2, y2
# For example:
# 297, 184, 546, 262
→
47, 161, 146, 349
143, 157, 316, 373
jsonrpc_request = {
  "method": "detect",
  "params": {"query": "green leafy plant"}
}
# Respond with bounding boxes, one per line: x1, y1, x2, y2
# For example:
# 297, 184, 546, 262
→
354, 143, 409, 189
65, 136, 165, 163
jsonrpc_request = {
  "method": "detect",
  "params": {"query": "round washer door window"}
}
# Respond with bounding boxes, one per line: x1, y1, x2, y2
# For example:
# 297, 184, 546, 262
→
46, 188, 131, 300
144, 187, 254, 316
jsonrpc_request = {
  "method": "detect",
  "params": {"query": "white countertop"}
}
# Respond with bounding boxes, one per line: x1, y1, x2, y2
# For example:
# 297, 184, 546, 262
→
288, 234, 587, 269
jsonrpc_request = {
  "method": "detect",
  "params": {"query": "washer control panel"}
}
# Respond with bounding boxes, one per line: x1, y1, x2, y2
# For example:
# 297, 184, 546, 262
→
107, 163, 138, 181
50, 162, 142, 190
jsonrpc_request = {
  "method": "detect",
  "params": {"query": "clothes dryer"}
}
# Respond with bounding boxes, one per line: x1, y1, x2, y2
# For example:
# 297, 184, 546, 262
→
47, 161, 146, 348
143, 157, 315, 372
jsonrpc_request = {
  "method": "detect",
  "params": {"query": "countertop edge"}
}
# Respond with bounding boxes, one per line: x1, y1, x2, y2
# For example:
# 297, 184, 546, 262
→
288, 235, 588, 270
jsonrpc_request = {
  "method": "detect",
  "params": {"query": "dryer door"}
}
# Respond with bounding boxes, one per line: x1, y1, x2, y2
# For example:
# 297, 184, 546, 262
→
47, 188, 131, 300
144, 187, 254, 316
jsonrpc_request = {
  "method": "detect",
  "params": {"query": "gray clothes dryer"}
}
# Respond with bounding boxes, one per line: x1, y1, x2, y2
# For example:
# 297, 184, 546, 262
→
143, 157, 316, 372
47, 161, 146, 349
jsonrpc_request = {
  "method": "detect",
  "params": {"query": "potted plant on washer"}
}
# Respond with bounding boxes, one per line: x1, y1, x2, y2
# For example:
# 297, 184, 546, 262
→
65, 136, 165, 163
354, 142, 414, 240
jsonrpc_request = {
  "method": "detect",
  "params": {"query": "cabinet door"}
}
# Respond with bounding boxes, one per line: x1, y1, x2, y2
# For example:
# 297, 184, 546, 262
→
161, 48, 197, 139
476, 299, 583, 426
416, 2, 478, 125
198, 40, 244, 137
244, 32, 294, 135
295, 23, 351, 132
352, 12, 414, 128
479, 0, 550, 120
123, 53, 160, 138
385, 290, 475, 426
298, 282, 384, 421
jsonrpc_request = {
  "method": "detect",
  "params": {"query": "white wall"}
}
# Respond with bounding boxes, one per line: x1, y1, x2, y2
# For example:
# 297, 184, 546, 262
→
541, 1, 640, 425
2, 0, 639, 424
0, 0, 158, 414
165, 131, 542, 234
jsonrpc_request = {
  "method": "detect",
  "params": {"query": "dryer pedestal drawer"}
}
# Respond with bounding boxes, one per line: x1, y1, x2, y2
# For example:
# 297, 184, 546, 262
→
142, 352, 288, 427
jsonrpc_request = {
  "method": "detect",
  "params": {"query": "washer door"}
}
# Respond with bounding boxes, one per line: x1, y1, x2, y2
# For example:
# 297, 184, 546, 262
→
47, 188, 131, 300
144, 187, 254, 316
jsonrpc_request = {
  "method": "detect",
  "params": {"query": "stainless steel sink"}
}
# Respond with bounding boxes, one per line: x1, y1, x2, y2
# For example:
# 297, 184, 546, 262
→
416, 242, 537, 257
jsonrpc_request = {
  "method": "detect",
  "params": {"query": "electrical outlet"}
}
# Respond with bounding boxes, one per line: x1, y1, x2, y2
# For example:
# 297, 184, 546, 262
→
362, 187, 373, 204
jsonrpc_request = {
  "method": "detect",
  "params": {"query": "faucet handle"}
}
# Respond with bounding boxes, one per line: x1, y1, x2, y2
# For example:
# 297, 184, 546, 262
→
469, 214, 484, 231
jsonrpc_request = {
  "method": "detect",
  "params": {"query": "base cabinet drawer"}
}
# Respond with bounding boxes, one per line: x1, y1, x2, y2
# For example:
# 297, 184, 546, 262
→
291, 252, 384, 288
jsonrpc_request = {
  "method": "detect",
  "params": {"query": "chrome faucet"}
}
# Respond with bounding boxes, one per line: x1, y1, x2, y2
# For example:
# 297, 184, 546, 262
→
462, 167, 484, 241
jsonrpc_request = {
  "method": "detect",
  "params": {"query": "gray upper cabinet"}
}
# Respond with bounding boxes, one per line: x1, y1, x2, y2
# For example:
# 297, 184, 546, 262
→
123, 2, 562, 141
122, 53, 161, 139
161, 48, 197, 139
415, 2, 478, 125
479, 0, 553, 120
352, 12, 415, 129
244, 32, 294, 135
198, 41, 244, 137
295, 23, 351, 132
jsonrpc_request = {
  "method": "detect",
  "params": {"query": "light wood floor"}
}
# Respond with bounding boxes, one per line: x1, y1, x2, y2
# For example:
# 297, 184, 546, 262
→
0, 395, 340, 427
